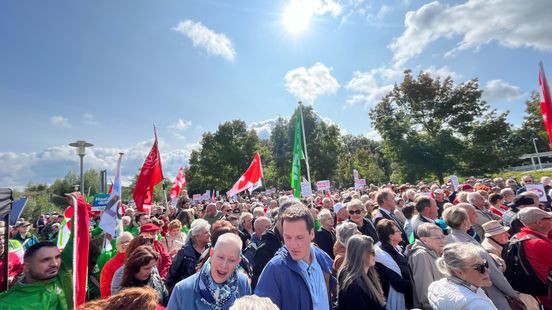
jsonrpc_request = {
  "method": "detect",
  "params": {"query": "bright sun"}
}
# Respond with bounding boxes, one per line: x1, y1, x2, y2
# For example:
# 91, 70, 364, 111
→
283, 1, 312, 34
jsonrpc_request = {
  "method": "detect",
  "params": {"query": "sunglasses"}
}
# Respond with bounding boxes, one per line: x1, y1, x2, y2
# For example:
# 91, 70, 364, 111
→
471, 260, 489, 274
232, 209, 241, 214
348, 210, 363, 215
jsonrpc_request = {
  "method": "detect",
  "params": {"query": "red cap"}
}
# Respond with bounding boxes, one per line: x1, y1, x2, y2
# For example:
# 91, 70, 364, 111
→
460, 184, 473, 191
140, 223, 160, 233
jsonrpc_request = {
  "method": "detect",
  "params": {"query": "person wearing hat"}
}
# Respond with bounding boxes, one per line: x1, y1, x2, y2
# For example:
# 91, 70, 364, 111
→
140, 223, 172, 279
333, 202, 348, 225
502, 192, 539, 237
12, 221, 39, 251
481, 220, 510, 258
514, 207, 552, 309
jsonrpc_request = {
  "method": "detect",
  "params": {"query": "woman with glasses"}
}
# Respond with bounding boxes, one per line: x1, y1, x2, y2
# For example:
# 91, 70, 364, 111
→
405, 223, 445, 309
443, 205, 520, 309
428, 242, 496, 309
337, 235, 386, 310
375, 219, 414, 310
346, 199, 379, 243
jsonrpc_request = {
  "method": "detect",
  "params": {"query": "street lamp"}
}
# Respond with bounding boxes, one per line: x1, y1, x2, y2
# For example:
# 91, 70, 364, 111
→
69, 140, 93, 193
532, 138, 543, 170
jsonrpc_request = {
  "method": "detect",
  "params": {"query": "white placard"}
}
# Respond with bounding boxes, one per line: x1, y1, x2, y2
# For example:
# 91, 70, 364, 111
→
316, 180, 331, 191
526, 184, 548, 202
301, 181, 313, 197
450, 175, 460, 191
354, 179, 366, 190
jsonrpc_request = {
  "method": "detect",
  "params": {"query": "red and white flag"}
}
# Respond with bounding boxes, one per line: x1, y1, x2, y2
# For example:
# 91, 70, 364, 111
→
539, 62, 552, 149
170, 167, 186, 199
133, 129, 164, 213
212, 190, 216, 202
227, 152, 264, 197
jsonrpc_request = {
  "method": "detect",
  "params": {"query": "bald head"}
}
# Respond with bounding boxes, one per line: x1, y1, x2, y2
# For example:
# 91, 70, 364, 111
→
213, 232, 242, 256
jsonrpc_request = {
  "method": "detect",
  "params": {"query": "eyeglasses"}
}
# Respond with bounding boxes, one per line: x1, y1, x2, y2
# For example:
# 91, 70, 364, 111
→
232, 209, 241, 214
348, 210, 363, 215
470, 260, 489, 274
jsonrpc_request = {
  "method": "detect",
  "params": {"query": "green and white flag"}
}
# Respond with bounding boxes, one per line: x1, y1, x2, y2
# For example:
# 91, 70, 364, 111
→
291, 109, 304, 198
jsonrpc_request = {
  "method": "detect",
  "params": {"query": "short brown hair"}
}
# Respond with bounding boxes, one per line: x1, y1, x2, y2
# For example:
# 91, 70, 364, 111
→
376, 219, 398, 243
282, 205, 314, 233
414, 196, 431, 213
376, 188, 394, 205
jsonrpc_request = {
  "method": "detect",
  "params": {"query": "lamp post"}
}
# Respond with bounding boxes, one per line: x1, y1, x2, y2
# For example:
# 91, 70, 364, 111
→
69, 140, 93, 193
532, 138, 543, 170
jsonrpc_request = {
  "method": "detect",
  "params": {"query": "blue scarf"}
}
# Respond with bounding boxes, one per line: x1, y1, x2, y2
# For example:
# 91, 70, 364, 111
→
198, 259, 239, 310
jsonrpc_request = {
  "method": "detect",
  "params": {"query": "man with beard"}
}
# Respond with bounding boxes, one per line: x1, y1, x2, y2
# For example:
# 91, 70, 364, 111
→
0, 242, 72, 309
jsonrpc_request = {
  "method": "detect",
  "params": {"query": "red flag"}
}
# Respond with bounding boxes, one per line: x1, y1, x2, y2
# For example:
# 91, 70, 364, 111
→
227, 152, 264, 197
133, 131, 164, 213
170, 167, 186, 199
539, 62, 552, 149
212, 190, 216, 202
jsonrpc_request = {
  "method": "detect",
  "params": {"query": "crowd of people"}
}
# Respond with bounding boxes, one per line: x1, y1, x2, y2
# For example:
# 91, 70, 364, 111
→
0, 175, 551, 309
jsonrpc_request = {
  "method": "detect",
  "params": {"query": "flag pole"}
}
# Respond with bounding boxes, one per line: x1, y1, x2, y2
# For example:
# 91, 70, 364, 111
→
153, 124, 169, 209
298, 101, 311, 183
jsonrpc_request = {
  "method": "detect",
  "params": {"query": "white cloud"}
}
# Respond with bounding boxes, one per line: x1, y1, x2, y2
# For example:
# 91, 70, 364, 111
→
173, 20, 236, 62
169, 119, 192, 131
284, 62, 340, 103
345, 68, 397, 108
390, 0, 552, 67
483, 79, 525, 102
248, 119, 278, 140
83, 113, 101, 126
0, 140, 200, 188
345, 65, 462, 108
49, 115, 70, 128
312, 0, 343, 17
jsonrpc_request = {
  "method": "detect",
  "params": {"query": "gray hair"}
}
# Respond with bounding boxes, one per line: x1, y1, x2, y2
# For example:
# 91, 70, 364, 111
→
467, 192, 483, 205
360, 195, 370, 204
456, 191, 469, 203
518, 207, 550, 225
188, 218, 210, 242
253, 216, 271, 231
443, 205, 469, 229
436, 242, 486, 277
230, 295, 279, 310
116, 231, 133, 244
500, 188, 514, 196
239, 212, 253, 225
336, 222, 360, 246
346, 199, 366, 211
317, 208, 333, 221
416, 223, 441, 238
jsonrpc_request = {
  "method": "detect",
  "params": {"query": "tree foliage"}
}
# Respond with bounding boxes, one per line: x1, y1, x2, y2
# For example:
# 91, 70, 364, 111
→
369, 70, 515, 183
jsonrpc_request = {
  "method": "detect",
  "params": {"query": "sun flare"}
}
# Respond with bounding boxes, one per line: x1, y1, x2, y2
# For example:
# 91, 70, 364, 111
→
283, 1, 312, 34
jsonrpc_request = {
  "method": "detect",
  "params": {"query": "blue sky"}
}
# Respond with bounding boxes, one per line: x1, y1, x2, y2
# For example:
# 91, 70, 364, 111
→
1, 0, 552, 188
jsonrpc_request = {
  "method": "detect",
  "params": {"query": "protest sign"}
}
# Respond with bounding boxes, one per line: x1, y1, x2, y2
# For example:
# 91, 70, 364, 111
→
316, 180, 331, 191
92, 193, 110, 212
192, 194, 202, 202
450, 175, 460, 191
526, 184, 548, 202
354, 179, 366, 190
301, 181, 313, 197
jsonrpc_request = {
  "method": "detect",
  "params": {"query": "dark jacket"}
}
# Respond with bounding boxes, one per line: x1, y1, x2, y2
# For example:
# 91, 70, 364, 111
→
375, 242, 414, 309
374, 210, 408, 247
126, 269, 169, 306
337, 278, 386, 310
166, 239, 199, 291
255, 246, 336, 310
348, 218, 379, 244
251, 227, 283, 290
315, 228, 336, 259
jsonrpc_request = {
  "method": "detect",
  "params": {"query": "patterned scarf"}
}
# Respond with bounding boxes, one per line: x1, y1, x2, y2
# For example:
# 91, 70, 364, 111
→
198, 259, 239, 310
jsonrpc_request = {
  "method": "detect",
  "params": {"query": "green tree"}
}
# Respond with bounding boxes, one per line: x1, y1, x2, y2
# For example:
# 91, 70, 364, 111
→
186, 120, 260, 194
336, 135, 388, 187
369, 70, 513, 183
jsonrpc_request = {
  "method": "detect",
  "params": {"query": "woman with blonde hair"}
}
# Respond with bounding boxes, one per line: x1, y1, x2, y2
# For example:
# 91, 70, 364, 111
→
161, 219, 186, 257
337, 235, 386, 309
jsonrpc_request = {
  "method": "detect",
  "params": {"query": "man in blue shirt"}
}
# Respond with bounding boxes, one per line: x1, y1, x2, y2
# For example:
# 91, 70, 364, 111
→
255, 202, 335, 310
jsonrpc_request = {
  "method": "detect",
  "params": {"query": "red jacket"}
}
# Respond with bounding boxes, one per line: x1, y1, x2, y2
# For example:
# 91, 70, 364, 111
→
153, 240, 171, 279
516, 227, 552, 308
0, 252, 23, 289
100, 252, 126, 298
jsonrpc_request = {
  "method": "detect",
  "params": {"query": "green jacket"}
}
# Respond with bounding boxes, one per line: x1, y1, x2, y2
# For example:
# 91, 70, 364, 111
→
0, 263, 72, 309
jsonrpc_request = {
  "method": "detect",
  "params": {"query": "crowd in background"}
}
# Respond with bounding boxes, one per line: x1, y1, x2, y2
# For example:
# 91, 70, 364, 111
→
0, 174, 551, 310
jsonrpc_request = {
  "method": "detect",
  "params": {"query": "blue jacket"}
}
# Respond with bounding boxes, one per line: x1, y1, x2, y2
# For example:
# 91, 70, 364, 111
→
255, 245, 336, 310
167, 271, 251, 310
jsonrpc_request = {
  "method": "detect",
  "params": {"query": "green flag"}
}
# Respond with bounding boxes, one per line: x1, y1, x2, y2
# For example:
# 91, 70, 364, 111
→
291, 109, 303, 198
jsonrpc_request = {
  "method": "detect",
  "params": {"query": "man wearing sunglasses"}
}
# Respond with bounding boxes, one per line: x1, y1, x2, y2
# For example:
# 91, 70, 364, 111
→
513, 207, 552, 309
